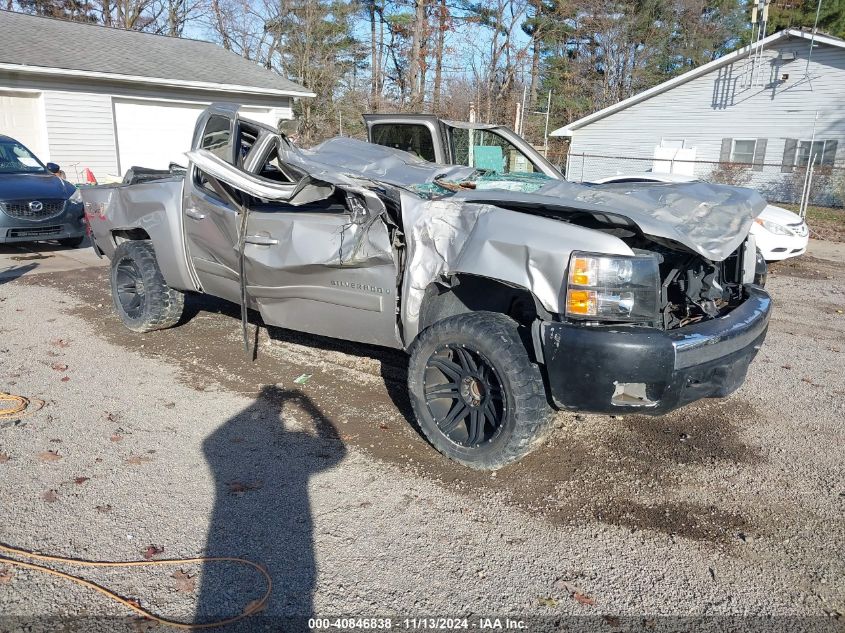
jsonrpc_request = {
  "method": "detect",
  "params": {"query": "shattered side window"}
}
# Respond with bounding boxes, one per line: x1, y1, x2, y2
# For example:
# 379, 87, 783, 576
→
201, 115, 233, 163
371, 124, 436, 162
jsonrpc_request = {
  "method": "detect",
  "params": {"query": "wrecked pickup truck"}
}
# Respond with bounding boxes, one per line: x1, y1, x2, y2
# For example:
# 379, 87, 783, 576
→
82, 103, 771, 470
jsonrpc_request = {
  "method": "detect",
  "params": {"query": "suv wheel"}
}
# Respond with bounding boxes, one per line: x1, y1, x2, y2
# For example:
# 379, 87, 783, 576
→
408, 312, 554, 470
110, 240, 184, 332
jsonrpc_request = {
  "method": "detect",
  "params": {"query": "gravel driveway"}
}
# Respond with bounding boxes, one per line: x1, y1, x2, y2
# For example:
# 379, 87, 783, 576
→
0, 248, 843, 632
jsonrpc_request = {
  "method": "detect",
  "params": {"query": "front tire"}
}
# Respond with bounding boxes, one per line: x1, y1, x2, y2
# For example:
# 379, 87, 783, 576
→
110, 240, 184, 332
408, 312, 554, 470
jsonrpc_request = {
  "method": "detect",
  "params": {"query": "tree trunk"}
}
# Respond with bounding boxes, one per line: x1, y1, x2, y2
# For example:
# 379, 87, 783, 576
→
369, 2, 379, 110
431, 0, 446, 113
528, 0, 542, 109
211, 0, 231, 50
409, 0, 426, 109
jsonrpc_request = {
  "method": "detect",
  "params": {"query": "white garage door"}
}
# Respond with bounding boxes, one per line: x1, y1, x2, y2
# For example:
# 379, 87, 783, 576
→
0, 91, 46, 159
114, 99, 282, 173
114, 99, 206, 172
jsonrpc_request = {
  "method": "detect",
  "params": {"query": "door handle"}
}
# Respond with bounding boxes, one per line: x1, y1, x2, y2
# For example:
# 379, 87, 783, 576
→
185, 208, 206, 220
244, 235, 279, 246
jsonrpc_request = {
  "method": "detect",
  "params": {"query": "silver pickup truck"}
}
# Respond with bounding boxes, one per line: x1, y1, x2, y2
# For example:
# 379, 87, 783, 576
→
82, 103, 771, 470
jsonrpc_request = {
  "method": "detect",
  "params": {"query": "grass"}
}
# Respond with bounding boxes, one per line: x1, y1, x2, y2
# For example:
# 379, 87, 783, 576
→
778, 203, 845, 242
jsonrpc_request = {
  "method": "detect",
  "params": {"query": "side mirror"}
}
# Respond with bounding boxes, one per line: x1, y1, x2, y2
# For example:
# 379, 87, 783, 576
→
46, 162, 61, 174
278, 119, 301, 137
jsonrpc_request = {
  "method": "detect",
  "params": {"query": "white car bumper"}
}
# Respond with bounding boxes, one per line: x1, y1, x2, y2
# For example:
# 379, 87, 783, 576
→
751, 221, 809, 261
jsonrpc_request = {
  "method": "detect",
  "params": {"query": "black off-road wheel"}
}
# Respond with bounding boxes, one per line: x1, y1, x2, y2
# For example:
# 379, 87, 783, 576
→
109, 240, 184, 333
408, 312, 555, 470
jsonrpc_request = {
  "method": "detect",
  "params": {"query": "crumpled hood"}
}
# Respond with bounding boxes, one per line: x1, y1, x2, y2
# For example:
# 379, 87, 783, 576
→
460, 179, 766, 261
295, 138, 766, 262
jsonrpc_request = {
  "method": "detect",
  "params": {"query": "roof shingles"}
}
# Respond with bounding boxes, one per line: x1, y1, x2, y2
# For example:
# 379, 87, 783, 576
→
0, 10, 310, 96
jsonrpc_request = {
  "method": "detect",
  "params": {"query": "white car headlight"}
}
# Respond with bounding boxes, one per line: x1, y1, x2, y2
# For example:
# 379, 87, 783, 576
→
68, 188, 83, 204
755, 218, 793, 236
565, 252, 660, 322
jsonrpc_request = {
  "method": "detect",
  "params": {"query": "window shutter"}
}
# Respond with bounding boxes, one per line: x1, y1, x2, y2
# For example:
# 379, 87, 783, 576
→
823, 140, 838, 166
719, 138, 732, 163
752, 138, 767, 171
782, 139, 797, 172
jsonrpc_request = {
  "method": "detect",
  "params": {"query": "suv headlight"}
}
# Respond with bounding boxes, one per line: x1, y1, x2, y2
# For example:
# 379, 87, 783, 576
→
755, 218, 793, 236
69, 188, 83, 204
565, 252, 660, 322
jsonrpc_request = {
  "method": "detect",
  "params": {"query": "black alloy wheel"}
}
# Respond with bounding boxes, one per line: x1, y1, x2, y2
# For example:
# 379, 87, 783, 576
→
115, 259, 146, 320
423, 344, 507, 448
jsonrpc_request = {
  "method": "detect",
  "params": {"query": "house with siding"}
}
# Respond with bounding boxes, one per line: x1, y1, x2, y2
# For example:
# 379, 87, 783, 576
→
551, 28, 845, 205
0, 11, 313, 181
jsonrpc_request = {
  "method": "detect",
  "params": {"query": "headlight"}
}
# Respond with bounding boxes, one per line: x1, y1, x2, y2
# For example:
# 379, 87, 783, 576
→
69, 188, 83, 204
565, 252, 660, 322
755, 218, 793, 236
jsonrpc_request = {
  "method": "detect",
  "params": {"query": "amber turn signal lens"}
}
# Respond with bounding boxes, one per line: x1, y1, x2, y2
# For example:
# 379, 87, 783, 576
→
566, 289, 596, 315
570, 257, 593, 286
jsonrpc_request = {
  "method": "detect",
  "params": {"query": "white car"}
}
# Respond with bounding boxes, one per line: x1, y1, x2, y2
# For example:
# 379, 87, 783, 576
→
588, 172, 809, 261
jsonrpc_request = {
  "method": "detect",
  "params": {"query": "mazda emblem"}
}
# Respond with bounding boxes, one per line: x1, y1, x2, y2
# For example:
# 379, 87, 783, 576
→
29, 201, 43, 212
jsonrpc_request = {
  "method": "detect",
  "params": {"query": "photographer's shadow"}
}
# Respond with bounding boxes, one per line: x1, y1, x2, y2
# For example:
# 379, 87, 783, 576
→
197, 385, 346, 630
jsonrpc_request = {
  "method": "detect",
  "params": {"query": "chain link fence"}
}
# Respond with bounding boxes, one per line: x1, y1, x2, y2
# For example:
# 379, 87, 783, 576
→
564, 153, 845, 209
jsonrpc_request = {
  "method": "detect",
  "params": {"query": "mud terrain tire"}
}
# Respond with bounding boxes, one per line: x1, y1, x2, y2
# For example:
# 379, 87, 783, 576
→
110, 240, 184, 333
408, 311, 555, 470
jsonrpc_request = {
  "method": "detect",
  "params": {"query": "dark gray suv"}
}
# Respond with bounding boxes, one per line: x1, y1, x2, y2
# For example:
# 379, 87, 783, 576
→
0, 135, 86, 247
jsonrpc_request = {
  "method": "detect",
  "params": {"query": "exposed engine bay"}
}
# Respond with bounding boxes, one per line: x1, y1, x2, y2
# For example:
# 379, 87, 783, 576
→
655, 246, 746, 330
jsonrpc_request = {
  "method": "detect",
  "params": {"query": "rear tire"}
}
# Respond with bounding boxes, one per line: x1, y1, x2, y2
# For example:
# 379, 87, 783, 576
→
58, 236, 85, 248
110, 240, 184, 332
408, 312, 554, 470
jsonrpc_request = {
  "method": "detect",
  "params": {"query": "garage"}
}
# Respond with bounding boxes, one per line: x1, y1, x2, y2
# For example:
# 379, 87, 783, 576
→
0, 91, 45, 158
113, 100, 283, 173
113, 99, 206, 172
1, 12, 313, 182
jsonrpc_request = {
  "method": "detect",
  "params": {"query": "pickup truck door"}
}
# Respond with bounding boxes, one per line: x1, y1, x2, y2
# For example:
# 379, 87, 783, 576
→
186, 134, 401, 349
182, 104, 243, 302
363, 114, 448, 163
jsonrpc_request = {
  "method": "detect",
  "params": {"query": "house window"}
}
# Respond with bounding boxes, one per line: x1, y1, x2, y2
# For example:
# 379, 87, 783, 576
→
796, 140, 837, 167
730, 139, 757, 164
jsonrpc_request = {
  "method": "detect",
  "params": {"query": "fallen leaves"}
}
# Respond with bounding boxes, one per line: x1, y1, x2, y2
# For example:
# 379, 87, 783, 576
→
126, 454, 152, 466
37, 450, 62, 463
171, 570, 196, 593
0, 452, 10, 464
553, 578, 596, 607
110, 433, 124, 443
0, 567, 12, 584
227, 481, 263, 496
50, 363, 69, 372
42, 489, 59, 503
60, 376, 70, 383
51, 338, 71, 348
73, 476, 90, 485
142, 545, 164, 559
95, 504, 112, 513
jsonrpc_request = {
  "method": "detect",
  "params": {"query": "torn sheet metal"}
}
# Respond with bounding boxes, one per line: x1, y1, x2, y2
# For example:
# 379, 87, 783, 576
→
400, 198, 491, 325
290, 137, 477, 188
186, 149, 335, 204
455, 178, 766, 262
295, 138, 764, 262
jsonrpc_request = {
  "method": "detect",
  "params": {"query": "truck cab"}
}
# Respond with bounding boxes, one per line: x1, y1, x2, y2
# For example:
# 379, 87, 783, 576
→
363, 114, 562, 179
